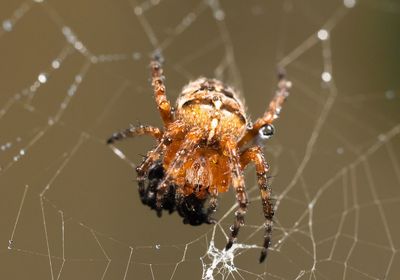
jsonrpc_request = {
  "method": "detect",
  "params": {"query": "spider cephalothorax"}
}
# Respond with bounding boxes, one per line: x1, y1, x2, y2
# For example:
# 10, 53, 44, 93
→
107, 55, 291, 263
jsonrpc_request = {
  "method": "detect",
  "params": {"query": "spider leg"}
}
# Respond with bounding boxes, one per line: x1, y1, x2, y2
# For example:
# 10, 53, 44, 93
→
240, 146, 273, 263
136, 142, 165, 204
156, 130, 202, 211
206, 187, 218, 224
150, 54, 174, 126
106, 125, 162, 144
224, 138, 249, 251
238, 72, 291, 147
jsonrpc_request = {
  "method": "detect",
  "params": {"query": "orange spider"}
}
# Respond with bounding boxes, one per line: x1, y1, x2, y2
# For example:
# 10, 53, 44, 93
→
107, 54, 291, 263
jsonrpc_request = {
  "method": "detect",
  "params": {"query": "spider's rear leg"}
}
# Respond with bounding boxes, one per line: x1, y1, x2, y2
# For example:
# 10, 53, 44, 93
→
224, 138, 249, 251
150, 55, 174, 126
240, 146, 273, 263
106, 125, 162, 144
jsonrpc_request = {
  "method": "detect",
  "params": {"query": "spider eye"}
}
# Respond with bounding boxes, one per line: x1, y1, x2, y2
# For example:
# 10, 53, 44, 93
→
259, 124, 275, 140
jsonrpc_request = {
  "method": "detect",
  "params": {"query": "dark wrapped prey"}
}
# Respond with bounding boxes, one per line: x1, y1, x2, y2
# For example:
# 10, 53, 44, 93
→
140, 161, 214, 226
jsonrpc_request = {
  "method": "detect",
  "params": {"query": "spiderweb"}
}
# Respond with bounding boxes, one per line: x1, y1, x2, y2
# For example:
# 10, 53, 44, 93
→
1, 0, 399, 279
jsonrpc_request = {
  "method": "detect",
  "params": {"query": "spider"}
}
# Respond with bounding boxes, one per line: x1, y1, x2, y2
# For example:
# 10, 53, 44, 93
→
107, 54, 291, 263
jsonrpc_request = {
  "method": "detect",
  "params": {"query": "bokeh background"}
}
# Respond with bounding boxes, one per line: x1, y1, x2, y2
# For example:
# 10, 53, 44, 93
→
0, 0, 399, 279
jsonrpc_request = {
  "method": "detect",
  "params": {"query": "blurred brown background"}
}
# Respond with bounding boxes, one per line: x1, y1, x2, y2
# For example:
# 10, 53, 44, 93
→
0, 0, 399, 279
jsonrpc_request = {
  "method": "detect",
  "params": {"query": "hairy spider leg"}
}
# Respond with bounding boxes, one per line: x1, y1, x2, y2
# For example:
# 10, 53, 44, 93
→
205, 187, 218, 224
224, 137, 249, 251
136, 142, 166, 203
155, 129, 202, 211
150, 55, 174, 125
240, 146, 273, 263
238, 73, 291, 147
106, 125, 162, 144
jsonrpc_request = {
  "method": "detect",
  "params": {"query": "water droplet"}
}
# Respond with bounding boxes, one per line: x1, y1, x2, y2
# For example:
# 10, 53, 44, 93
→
2, 20, 13, 32
343, 0, 356, 8
38, 73, 48, 84
62, 26, 71, 36
52, 60, 60, 69
90, 56, 98, 63
317, 29, 329, 41
378, 134, 386, 142
132, 52, 141, 60
74, 41, 83, 50
8, 240, 13, 250
385, 90, 396, 100
19, 149, 25, 156
155, 244, 160, 250
75, 75, 82, 83
321, 72, 332, 82
134, 6, 143, 15
214, 10, 225, 21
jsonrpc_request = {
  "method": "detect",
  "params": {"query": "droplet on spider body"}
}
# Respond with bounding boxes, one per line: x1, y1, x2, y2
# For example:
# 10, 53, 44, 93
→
259, 124, 275, 140
155, 244, 161, 250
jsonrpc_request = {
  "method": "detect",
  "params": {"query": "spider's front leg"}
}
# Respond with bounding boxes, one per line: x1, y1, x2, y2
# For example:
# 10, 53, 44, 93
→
238, 72, 291, 147
150, 54, 174, 126
106, 125, 162, 144
240, 146, 273, 263
224, 138, 249, 251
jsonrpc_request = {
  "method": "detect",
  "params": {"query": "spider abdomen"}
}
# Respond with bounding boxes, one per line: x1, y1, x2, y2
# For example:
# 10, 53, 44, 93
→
177, 103, 246, 141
